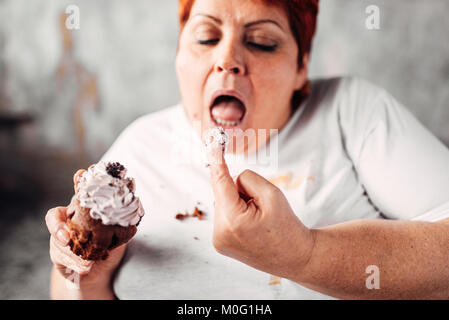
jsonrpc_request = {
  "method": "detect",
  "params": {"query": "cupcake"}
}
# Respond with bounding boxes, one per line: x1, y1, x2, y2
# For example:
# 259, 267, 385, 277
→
66, 161, 145, 261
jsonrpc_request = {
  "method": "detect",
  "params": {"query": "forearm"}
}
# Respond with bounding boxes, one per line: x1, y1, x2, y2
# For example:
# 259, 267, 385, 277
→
50, 266, 116, 300
289, 219, 449, 299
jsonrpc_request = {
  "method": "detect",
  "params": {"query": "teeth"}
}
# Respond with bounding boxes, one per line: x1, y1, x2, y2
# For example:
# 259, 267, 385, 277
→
213, 117, 241, 127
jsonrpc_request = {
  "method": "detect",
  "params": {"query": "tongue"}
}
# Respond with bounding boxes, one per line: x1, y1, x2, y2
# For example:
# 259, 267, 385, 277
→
211, 99, 245, 121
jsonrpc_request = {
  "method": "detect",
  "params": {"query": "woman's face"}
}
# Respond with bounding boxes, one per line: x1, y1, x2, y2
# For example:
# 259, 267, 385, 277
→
176, 0, 308, 153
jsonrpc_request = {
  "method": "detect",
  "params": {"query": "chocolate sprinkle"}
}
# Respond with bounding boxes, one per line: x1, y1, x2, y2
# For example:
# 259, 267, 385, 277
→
106, 162, 125, 179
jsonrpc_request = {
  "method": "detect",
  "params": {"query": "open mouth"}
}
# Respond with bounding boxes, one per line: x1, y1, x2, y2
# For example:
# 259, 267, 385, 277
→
210, 95, 247, 128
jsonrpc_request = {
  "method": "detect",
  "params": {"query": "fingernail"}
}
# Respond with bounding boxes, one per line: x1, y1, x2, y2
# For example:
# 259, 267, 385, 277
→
56, 229, 70, 245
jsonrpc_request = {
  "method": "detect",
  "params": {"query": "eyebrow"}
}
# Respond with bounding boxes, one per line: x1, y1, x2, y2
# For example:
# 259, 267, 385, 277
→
192, 14, 285, 32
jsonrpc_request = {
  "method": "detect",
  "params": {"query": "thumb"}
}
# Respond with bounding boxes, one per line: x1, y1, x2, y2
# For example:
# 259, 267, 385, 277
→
235, 169, 279, 206
207, 141, 242, 211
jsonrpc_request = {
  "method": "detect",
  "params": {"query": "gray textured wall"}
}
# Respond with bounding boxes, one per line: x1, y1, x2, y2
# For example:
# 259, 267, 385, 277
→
310, 0, 449, 146
0, 0, 180, 160
1, 0, 448, 160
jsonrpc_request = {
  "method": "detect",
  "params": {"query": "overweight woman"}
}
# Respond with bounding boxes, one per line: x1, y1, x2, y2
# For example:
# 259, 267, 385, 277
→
46, 0, 449, 299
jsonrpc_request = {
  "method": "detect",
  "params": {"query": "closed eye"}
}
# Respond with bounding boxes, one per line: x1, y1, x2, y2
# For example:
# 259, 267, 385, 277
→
247, 42, 277, 52
197, 39, 277, 52
197, 39, 219, 45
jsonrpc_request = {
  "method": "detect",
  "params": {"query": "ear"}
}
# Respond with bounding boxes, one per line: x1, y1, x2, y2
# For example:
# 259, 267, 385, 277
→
294, 53, 310, 91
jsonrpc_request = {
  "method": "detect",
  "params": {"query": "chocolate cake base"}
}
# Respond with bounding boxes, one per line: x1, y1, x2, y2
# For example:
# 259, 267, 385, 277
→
66, 197, 137, 261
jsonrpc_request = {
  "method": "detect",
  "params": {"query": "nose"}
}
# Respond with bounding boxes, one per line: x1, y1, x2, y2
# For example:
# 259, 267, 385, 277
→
216, 64, 241, 75
214, 38, 246, 76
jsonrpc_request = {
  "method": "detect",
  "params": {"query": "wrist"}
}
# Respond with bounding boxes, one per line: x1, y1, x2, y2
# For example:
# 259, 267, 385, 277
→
77, 275, 116, 300
53, 265, 116, 300
281, 223, 317, 283
78, 283, 116, 300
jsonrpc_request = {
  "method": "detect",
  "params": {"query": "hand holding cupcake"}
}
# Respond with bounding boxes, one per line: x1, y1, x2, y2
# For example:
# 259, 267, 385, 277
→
45, 161, 145, 296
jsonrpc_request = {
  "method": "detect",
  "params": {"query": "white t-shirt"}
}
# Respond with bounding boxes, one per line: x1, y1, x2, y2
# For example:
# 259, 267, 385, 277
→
101, 76, 449, 299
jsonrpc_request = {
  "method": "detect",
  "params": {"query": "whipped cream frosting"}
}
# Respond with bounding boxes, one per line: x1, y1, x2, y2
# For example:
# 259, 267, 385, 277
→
204, 126, 229, 152
76, 161, 144, 227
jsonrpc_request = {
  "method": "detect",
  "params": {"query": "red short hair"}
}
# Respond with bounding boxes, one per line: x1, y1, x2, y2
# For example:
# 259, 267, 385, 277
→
178, 0, 320, 108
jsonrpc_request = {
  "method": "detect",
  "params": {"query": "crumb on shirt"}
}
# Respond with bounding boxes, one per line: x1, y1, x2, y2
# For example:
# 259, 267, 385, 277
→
192, 207, 205, 220
175, 206, 206, 221
175, 213, 189, 221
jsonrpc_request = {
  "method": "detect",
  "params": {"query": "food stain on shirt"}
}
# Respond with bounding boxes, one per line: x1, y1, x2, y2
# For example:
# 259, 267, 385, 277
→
268, 275, 282, 286
268, 172, 315, 190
